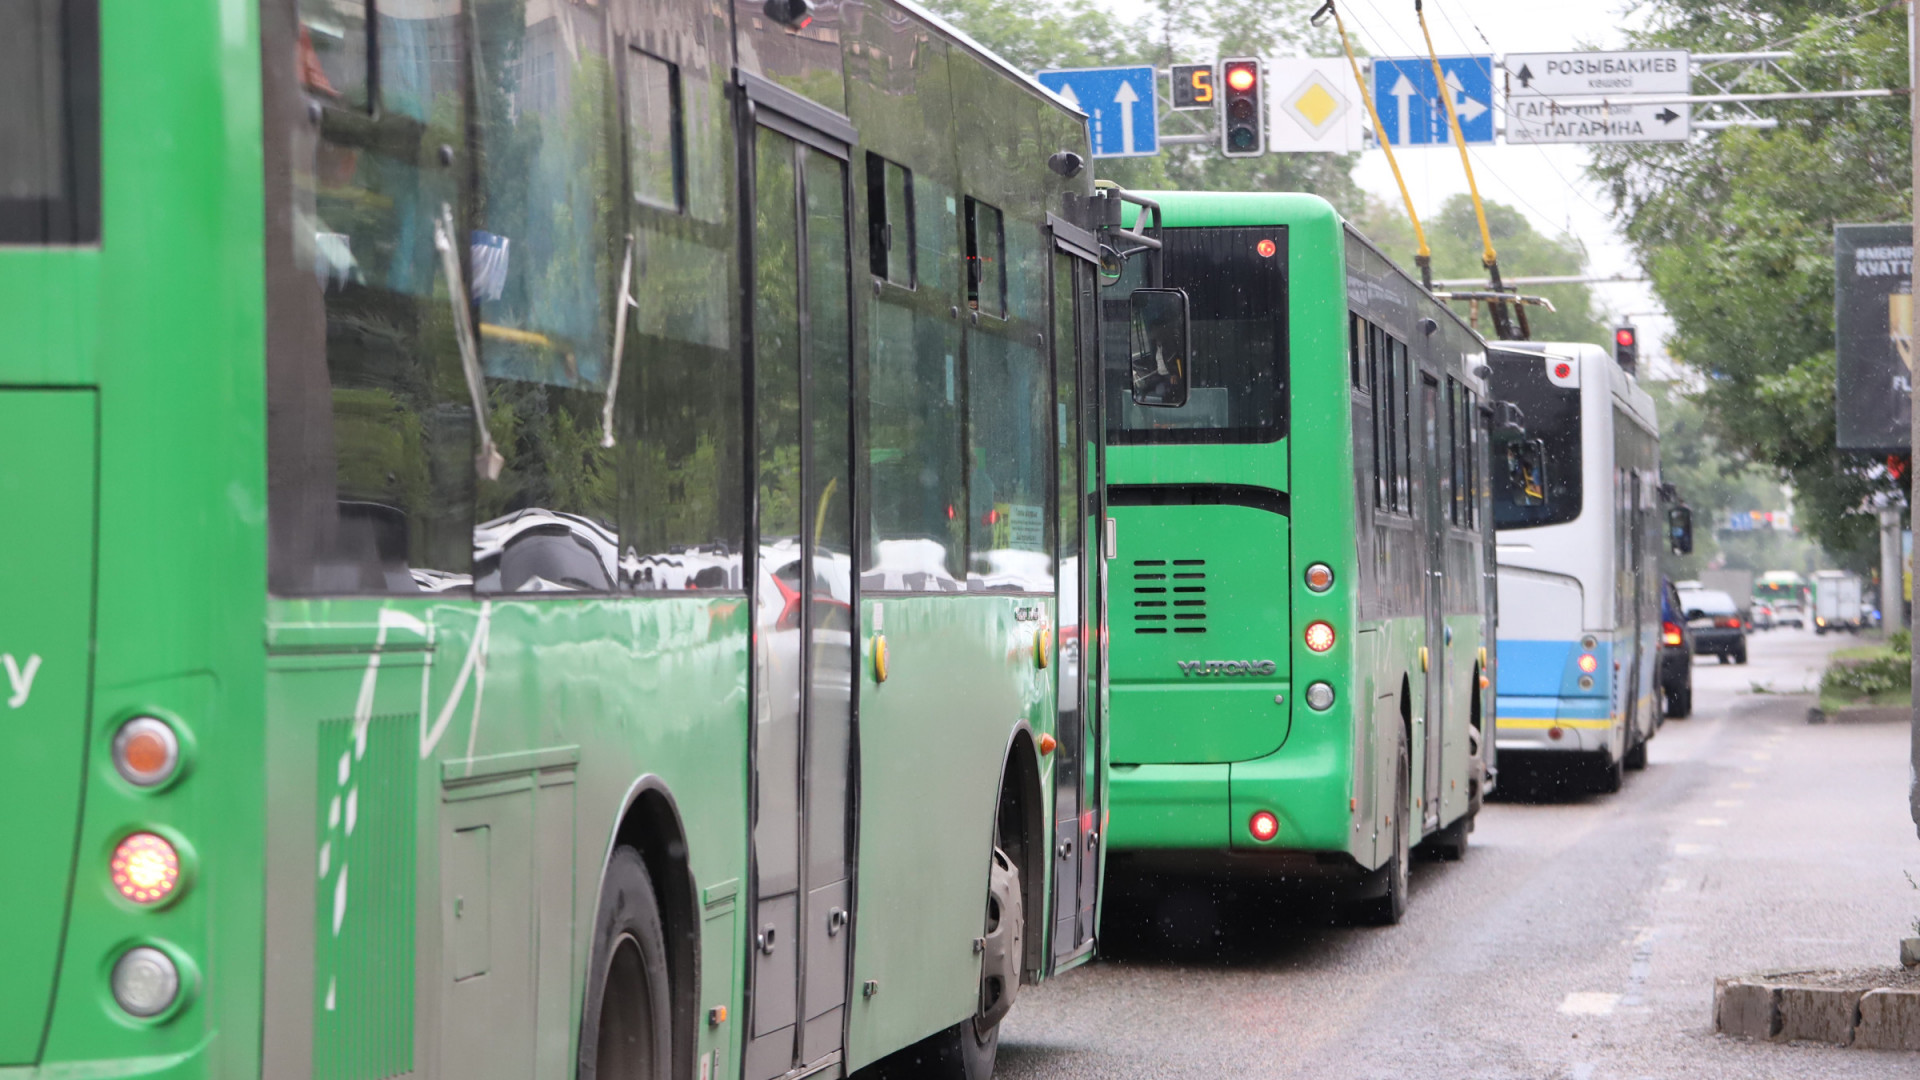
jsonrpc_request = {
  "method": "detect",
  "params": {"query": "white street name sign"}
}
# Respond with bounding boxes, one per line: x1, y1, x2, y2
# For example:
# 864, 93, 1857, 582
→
1505, 96, 1691, 144
1504, 50, 1690, 97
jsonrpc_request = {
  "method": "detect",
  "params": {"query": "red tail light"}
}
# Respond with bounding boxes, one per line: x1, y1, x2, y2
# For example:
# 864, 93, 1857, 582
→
1713, 616, 1741, 629
1662, 622, 1682, 646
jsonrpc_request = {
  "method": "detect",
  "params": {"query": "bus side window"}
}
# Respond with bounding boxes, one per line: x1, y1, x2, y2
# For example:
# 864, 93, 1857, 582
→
867, 154, 916, 287
296, 0, 371, 112
965, 197, 1006, 317
1349, 312, 1364, 387
966, 216, 1052, 589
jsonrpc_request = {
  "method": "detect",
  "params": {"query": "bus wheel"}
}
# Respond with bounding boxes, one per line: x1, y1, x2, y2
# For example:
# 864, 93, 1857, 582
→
1429, 811, 1470, 861
1624, 736, 1648, 771
1357, 736, 1410, 926
579, 847, 671, 1080
1592, 751, 1624, 795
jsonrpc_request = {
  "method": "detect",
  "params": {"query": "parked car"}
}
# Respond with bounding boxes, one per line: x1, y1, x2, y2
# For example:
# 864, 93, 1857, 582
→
1773, 601, 1806, 629
1659, 579, 1694, 717
1680, 588, 1748, 664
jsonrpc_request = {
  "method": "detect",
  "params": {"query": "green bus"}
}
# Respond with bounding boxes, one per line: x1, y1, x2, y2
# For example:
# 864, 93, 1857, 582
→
1099, 192, 1497, 923
2, 1, 1138, 1077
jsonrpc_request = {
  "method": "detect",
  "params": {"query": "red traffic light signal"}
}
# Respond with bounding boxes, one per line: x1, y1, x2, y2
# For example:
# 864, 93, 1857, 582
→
1615, 327, 1636, 348
1220, 57, 1263, 158
1613, 323, 1639, 372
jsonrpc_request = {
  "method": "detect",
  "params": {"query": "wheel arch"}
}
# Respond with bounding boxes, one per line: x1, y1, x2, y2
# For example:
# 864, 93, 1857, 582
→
993, 721, 1047, 984
596, 773, 699, 1080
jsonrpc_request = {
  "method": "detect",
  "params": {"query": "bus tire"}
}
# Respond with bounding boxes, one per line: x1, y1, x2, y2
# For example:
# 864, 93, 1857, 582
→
1429, 811, 1470, 861
579, 846, 671, 1080
1623, 736, 1648, 771
1357, 736, 1410, 926
1592, 750, 1624, 795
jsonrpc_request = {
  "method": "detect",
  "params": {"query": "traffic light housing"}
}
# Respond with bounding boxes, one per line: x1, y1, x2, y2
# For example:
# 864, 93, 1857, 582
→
1613, 323, 1638, 373
1220, 58, 1263, 158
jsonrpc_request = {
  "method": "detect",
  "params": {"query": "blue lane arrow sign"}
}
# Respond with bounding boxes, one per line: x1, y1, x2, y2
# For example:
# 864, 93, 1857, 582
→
1369, 55, 1495, 146
1035, 65, 1160, 158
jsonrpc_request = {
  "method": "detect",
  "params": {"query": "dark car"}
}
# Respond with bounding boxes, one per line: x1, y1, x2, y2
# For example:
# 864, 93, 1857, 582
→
1658, 579, 1694, 717
1680, 587, 1748, 665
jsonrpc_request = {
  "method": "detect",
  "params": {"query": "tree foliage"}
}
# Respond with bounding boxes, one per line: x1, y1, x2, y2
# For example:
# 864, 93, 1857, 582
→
1587, 0, 1911, 562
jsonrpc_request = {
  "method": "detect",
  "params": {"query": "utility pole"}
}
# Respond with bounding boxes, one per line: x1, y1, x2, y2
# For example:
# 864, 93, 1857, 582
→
1907, 0, 1918, 838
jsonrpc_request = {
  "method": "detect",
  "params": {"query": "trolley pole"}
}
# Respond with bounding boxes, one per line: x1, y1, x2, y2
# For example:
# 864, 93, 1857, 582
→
1908, 0, 1918, 837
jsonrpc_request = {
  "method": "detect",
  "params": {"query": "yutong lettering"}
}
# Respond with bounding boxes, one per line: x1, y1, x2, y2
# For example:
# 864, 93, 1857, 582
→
1177, 659, 1278, 677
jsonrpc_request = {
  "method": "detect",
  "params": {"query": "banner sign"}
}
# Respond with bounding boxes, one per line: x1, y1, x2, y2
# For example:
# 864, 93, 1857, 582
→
1835, 223, 1914, 451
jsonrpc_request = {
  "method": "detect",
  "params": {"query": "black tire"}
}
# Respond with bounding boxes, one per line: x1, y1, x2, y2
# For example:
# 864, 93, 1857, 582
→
1665, 683, 1692, 719
579, 847, 672, 1080
1428, 810, 1471, 861
1592, 749, 1624, 794
1623, 736, 1648, 771
1734, 644, 1748, 665
1717, 653, 1731, 665
1356, 735, 1411, 925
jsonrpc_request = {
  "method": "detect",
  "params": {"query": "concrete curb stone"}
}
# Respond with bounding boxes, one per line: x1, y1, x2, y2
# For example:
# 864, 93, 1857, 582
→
1855, 989, 1920, 1051
1714, 979, 1778, 1039
1776, 985, 1861, 1045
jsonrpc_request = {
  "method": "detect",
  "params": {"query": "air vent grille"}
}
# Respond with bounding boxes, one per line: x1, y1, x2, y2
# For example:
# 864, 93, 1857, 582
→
1132, 559, 1205, 633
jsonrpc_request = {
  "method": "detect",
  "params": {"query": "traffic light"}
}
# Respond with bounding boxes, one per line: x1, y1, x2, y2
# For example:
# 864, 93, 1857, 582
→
1220, 57, 1263, 158
1613, 323, 1638, 373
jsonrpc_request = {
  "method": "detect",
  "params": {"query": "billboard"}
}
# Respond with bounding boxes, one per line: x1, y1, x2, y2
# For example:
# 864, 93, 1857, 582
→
1835, 223, 1913, 451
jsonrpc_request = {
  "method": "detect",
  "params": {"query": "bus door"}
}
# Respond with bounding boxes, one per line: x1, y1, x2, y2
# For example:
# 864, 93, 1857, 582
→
740, 74, 858, 1080
1626, 470, 1646, 740
1048, 219, 1103, 966
1419, 373, 1445, 831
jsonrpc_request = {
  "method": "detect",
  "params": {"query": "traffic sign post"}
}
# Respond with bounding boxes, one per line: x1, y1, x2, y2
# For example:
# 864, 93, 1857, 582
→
1035, 65, 1160, 158
1368, 55, 1495, 146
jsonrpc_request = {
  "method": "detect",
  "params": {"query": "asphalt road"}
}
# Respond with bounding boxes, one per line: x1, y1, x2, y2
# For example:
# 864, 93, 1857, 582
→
999, 627, 1920, 1078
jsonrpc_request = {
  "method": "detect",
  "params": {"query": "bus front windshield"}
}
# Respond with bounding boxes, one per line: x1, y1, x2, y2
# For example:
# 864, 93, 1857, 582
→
1104, 226, 1289, 444
1490, 352, 1583, 529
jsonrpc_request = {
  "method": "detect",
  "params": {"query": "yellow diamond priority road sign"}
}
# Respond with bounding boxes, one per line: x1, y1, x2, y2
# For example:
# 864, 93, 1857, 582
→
1267, 58, 1364, 152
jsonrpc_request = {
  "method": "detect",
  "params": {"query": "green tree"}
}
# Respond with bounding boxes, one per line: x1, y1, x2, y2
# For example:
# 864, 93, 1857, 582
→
1587, 0, 1910, 563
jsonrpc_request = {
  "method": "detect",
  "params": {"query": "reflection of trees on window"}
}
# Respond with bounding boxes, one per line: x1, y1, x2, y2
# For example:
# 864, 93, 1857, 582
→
469, 0, 619, 578
968, 332, 1053, 590
754, 129, 803, 545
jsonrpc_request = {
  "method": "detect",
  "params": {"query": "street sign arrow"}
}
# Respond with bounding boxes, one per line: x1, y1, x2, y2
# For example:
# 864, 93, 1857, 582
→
1390, 73, 1417, 146
1656, 106, 1680, 124
1516, 63, 1534, 88
1055, 83, 1080, 110
1444, 70, 1489, 124
1113, 79, 1139, 154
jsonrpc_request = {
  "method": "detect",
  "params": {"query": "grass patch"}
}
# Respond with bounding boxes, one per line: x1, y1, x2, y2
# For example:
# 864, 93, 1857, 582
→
1819, 629, 1911, 712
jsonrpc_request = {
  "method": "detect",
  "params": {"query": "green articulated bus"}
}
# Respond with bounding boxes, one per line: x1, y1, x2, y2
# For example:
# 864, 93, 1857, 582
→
1, 0, 1136, 1077
1100, 192, 1498, 923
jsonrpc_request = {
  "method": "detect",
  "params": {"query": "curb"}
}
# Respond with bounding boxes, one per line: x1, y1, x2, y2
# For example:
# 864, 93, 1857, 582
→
1715, 976, 1920, 1050
1807, 705, 1908, 725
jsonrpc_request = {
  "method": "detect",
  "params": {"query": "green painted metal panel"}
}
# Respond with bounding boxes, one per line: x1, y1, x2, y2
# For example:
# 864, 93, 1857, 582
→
0, 390, 95, 1065
1103, 765, 1228, 850
312, 714, 414, 1080
1109, 503, 1290, 764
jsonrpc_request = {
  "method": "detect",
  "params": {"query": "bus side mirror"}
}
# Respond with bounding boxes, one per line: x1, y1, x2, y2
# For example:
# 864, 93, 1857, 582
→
1128, 288, 1191, 408
1504, 439, 1547, 507
1668, 506, 1694, 555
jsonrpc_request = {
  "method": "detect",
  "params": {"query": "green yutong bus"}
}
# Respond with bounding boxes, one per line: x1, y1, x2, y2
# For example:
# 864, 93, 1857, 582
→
2, 1, 1129, 1077
1101, 192, 1497, 923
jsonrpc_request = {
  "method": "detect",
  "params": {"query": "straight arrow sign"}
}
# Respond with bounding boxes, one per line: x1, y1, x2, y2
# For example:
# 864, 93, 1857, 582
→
1114, 79, 1139, 154
1391, 73, 1416, 146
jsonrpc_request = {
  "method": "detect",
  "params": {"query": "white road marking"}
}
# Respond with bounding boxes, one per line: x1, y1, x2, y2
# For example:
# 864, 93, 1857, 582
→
1675, 843, 1708, 855
1714, 799, 1743, 808
1662, 877, 1685, 892
1560, 992, 1621, 1015
1729, 781, 1754, 789
1693, 818, 1727, 827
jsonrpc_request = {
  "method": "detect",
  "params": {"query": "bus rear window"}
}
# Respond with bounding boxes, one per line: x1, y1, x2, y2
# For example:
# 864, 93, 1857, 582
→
0, 0, 99, 244
1105, 226, 1288, 444
1490, 352, 1583, 529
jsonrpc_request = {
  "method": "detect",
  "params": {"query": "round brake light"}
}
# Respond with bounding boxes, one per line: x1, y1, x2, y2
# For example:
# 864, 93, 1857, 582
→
111, 833, 181, 905
1304, 621, 1336, 653
1304, 563, 1334, 592
1256, 238, 1277, 258
113, 716, 180, 787
1249, 811, 1279, 841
